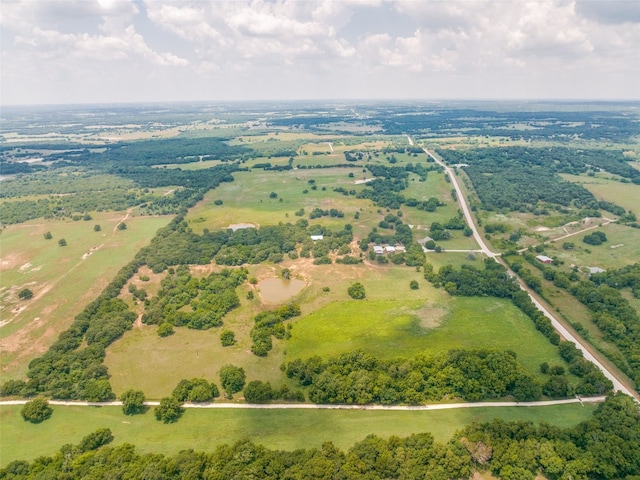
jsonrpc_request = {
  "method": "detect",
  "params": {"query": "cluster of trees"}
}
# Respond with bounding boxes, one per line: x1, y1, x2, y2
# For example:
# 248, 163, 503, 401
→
141, 266, 246, 331
308, 207, 344, 219
284, 349, 543, 404
250, 304, 301, 356
457, 393, 640, 480
437, 147, 600, 212
3, 394, 639, 479
583, 230, 607, 245
243, 380, 305, 403
356, 164, 409, 209
300, 224, 354, 261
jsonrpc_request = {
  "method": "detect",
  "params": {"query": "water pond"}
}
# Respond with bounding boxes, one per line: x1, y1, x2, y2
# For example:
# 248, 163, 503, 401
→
258, 278, 305, 303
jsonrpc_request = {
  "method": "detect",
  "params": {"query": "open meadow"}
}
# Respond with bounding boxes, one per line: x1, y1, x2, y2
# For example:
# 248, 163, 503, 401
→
0, 213, 172, 380
0, 402, 597, 467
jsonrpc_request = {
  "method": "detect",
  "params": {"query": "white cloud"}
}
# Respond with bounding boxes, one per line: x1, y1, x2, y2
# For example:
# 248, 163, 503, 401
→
1, 0, 638, 104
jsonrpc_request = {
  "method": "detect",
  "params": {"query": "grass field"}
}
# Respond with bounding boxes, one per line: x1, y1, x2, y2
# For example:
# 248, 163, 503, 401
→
0, 213, 172, 380
286, 295, 567, 377
106, 262, 430, 398
545, 223, 640, 270
560, 173, 640, 213
0, 402, 598, 467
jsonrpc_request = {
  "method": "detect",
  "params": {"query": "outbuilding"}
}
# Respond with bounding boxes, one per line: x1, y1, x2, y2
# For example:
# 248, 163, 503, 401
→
310, 235, 324, 241
536, 255, 553, 264
373, 245, 384, 255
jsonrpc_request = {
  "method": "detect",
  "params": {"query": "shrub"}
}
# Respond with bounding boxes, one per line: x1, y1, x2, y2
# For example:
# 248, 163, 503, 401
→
220, 330, 236, 346
348, 282, 366, 299
154, 397, 184, 423
409, 280, 419, 290
157, 322, 174, 337
21, 398, 53, 423
78, 428, 113, 453
18, 288, 33, 300
120, 389, 146, 415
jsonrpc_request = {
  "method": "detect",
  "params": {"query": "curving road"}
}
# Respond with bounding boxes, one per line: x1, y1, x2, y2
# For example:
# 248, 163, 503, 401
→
418, 142, 639, 402
0, 396, 606, 410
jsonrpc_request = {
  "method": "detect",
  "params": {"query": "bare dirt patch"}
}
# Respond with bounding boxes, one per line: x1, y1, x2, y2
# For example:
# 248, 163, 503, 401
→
0, 253, 25, 270
393, 304, 449, 329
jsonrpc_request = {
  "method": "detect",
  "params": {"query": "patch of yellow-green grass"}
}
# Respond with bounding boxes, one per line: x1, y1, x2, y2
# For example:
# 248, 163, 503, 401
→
0, 402, 597, 467
0, 213, 172, 380
287, 294, 567, 377
427, 252, 488, 271
560, 173, 640, 213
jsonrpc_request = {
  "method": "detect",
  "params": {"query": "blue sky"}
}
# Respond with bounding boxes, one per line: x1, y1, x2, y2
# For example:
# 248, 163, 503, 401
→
1, 0, 639, 105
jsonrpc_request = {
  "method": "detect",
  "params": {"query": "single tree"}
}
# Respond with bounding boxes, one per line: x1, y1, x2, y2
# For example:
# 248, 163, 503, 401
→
58, 238, 67, 247
120, 389, 146, 415
409, 280, 419, 290
220, 330, 236, 347
21, 398, 53, 423
18, 288, 33, 300
347, 282, 366, 300
94, 224, 102, 232
117, 222, 127, 230
154, 397, 184, 423
219, 365, 246, 395
157, 322, 174, 337
43, 231, 53, 240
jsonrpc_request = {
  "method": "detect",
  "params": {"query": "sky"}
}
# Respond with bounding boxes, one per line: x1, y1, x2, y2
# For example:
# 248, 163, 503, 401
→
1, 0, 639, 105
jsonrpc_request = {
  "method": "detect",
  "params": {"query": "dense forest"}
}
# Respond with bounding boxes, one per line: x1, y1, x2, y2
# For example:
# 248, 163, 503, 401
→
2, 394, 638, 480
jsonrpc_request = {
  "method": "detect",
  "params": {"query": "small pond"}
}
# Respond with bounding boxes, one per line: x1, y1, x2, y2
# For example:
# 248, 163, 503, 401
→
258, 278, 305, 303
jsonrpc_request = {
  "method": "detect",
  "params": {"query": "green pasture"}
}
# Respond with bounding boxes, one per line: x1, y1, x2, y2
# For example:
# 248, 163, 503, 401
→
0, 402, 597, 467
187, 168, 371, 232
560, 173, 640, 213
106, 262, 428, 398
0, 213, 172, 380
287, 295, 567, 377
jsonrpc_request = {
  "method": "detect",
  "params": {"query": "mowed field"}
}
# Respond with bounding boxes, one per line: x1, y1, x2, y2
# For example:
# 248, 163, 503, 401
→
0, 402, 597, 467
0, 212, 172, 380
